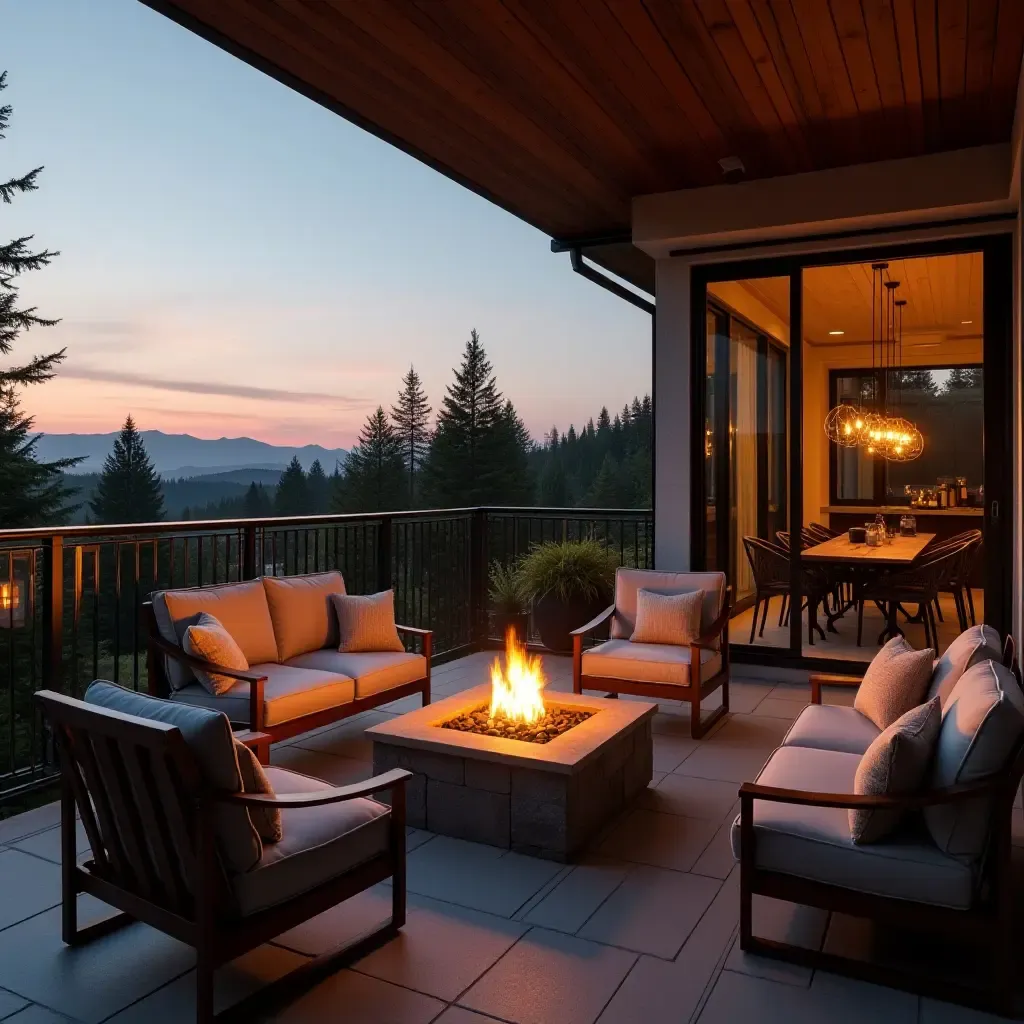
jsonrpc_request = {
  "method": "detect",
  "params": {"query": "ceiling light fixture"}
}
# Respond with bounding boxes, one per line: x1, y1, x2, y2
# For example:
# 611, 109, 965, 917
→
828, 330, 845, 335
961, 320, 973, 325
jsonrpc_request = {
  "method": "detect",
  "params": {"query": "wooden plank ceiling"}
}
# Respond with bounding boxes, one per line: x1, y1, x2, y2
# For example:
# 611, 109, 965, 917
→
148, 0, 1024, 291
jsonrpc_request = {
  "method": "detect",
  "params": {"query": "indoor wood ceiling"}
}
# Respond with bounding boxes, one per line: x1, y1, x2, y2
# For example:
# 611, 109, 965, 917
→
732, 252, 983, 344
147, 0, 1024, 253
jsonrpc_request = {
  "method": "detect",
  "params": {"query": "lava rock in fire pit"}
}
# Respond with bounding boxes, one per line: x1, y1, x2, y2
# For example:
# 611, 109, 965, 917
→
441, 704, 594, 744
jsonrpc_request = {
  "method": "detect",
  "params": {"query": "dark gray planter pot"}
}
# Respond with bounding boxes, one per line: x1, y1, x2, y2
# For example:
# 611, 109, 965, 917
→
533, 593, 607, 655
491, 610, 530, 648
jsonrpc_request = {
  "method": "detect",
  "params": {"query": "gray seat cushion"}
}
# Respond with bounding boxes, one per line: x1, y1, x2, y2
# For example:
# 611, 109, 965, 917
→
782, 704, 881, 756
927, 624, 1002, 707
232, 766, 390, 916
84, 681, 261, 874
581, 638, 721, 686
730, 745, 975, 910
170, 663, 355, 726
286, 650, 427, 698
925, 659, 1024, 860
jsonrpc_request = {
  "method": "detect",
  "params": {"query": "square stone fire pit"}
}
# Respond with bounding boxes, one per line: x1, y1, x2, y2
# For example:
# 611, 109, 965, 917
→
367, 684, 655, 861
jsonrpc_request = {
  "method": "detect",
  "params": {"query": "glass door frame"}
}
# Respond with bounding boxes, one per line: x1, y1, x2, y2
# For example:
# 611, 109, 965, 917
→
689, 233, 1013, 670
705, 299, 789, 615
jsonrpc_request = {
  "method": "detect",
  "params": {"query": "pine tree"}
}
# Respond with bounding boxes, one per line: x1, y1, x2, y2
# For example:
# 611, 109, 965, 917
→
423, 329, 526, 505
306, 458, 330, 513
944, 367, 983, 390
0, 71, 74, 526
90, 416, 165, 524
275, 457, 309, 516
335, 406, 406, 512
0, 386, 79, 526
243, 481, 272, 518
391, 365, 432, 504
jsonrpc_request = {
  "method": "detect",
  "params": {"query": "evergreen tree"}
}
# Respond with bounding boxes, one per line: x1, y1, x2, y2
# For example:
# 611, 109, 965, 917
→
0, 386, 79, 526
586, 453, 629, 508
0, 71, 74, 526
243, 481, 272, 518
391, 365, 432, 503
423, 329, 527, 505
892, 369, 937, 394
274, 457, 309, 516
944, 367, 983, 390
306, 458, 330, 513
90, 415, 165, 524
335, 406, 406, 512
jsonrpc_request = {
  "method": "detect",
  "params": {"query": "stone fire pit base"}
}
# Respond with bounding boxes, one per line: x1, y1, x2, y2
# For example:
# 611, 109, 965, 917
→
367, 685, 655, 861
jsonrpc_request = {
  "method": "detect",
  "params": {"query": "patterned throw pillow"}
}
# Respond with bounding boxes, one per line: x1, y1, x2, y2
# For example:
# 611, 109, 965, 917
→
331, 590, 405, 653
234, 740, 282, 844
850, 697, 941, 844
854, 635, 934, 730
629, 589, 704, 646
183, 611, 249, 696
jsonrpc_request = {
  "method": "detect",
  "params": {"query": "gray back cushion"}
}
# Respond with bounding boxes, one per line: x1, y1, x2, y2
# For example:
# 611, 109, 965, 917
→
610, 569, 726, 648
927, 624, 1002, 707
924, 660, 1024, 861
84, 680, 261, 873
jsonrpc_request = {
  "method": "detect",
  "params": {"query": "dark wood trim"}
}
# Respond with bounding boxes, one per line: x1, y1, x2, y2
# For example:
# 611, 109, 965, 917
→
690, 268, 710, 570
788, 269, 803, 654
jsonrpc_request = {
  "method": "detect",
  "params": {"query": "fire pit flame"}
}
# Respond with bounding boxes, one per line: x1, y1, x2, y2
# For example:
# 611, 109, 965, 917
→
489, 628, 546, 725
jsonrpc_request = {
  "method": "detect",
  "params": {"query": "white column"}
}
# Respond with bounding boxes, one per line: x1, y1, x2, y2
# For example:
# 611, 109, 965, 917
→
653, 258, 693, 569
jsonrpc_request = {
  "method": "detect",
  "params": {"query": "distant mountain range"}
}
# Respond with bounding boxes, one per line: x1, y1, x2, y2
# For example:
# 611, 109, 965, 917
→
34, 431, 348, 477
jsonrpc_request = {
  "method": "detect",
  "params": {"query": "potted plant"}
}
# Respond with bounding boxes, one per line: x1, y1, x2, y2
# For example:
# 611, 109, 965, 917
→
488, 559, 530, 647
519, 540, 618, 654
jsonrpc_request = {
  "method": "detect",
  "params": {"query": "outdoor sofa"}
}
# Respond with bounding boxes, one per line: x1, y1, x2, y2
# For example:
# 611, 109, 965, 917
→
145, 571, 431, 757
734, 624, 1024, 1012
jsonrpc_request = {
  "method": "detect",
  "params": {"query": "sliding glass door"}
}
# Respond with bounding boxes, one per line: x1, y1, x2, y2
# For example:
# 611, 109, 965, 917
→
704, 284, 790, 647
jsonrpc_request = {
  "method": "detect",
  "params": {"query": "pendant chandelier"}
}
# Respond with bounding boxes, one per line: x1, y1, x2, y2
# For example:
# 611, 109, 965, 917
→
823, 262, 923, 462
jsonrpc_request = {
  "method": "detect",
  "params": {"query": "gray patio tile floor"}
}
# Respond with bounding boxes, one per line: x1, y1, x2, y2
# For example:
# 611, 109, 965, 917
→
0, 652, 1019, 1023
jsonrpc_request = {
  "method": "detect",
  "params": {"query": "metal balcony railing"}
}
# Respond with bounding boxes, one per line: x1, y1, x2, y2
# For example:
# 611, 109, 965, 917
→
0, 506, 652, 807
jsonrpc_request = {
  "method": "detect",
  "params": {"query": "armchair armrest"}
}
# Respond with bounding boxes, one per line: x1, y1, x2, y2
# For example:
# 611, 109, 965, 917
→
149, 633, 267, 731
739, 774, 999, 812
211, 768, 413, 809
570, 604, 615, 638
692, 602, 732, 650
809, 672, 862, 704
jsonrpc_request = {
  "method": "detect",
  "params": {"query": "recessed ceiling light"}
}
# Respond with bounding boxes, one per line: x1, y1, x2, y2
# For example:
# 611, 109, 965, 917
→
828, 330, 845, 335
961, 320, 973, 325
913, 343, 939, 349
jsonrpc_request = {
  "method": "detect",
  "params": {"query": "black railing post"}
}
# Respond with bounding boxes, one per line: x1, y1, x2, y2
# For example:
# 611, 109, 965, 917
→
376, 518, 393, 593
41, 535, 64, 692
241, 523, 257, 580
470, 508, 488, 647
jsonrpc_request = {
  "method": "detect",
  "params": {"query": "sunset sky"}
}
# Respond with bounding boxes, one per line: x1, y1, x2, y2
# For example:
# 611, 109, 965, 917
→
3, 1, 650, 450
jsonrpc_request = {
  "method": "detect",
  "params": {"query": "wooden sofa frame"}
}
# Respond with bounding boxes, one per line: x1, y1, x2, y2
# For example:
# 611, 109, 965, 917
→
741, 641, 1024, 1014
570, 596, 731, 739
35, 688, 411, 1024
143, 601, 431, 758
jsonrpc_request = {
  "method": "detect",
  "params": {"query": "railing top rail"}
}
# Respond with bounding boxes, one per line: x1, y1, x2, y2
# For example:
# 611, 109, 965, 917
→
0, 506, 652, 544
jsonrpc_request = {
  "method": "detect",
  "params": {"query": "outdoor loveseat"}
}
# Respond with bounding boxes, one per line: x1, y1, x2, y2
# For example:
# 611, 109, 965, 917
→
734, 624, 1024, 1012
145, 572, 431, 756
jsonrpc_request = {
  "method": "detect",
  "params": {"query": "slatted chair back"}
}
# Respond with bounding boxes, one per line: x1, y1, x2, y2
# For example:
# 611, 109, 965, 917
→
806, 522, 836, 543
743, 536, 790, 589
35, 690, 208, 918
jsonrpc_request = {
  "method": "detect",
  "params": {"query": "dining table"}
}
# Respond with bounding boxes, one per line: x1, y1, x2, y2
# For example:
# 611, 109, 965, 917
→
800, 531, 936, 643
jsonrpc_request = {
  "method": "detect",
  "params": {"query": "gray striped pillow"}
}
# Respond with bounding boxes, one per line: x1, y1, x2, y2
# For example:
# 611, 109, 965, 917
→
629, 588, 703, 646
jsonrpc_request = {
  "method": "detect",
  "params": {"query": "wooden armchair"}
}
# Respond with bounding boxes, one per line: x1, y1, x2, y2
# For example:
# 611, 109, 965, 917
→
571, 569, 731, 738
36, 686, 411, 1024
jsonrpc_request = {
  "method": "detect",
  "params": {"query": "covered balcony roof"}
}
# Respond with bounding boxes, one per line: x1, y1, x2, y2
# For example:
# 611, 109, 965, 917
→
145, 1, 1024, 292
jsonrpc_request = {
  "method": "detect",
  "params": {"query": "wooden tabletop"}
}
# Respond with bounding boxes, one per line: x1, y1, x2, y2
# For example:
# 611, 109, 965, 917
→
801, 532, 936, 566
